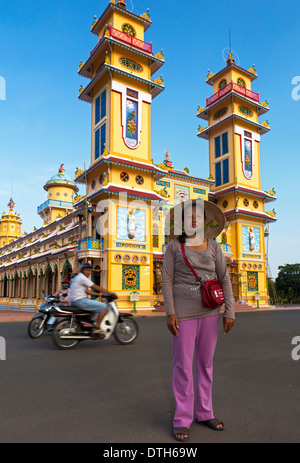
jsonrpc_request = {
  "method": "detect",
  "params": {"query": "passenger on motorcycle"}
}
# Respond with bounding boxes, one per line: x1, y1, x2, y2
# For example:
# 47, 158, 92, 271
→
54, 279, 71, 305
69, 263, 118, 334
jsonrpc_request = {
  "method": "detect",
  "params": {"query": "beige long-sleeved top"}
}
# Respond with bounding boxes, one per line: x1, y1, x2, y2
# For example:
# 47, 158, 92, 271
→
162, 238, 235, 321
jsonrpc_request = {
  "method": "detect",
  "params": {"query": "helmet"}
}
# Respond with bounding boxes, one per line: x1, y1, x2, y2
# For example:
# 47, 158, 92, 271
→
80, 263, 93, 271
62, 279, 70, 284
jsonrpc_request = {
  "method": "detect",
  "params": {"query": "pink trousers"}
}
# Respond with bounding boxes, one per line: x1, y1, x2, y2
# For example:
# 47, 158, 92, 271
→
172, 315, 219, 429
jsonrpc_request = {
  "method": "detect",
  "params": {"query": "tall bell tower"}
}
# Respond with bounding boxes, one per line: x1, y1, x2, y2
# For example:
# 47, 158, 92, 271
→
197, 53, 277, 307
75, 1, 166, 311
78, 0, 164, 164
0, 198, 23, 248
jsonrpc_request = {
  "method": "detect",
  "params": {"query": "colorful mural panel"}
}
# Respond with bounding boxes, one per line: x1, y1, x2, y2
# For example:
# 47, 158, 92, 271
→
243, 138, 253, 179
125, 99, 138, 148
117, 207, 145, 241
122, 264, 140, 290
247, 271, 258, 291
242, 226, 260, 253
174, 185, 190, 204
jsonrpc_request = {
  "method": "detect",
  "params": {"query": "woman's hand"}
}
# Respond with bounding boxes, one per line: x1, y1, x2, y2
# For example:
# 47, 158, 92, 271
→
167, 314, 179, 336
223, 317, 235, 334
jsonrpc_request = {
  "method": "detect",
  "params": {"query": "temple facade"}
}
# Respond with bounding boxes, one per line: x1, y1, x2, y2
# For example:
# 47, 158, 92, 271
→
0, 2, 276, 312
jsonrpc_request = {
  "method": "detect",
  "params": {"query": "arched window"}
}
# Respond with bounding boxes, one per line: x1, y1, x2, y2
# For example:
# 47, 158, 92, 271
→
219, 79, 227, 89
237, 77, 246, 88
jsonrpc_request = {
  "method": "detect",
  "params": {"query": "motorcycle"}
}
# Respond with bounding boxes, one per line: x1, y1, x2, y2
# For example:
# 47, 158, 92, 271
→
27, 295, 62, 339
50, 294, 139, 350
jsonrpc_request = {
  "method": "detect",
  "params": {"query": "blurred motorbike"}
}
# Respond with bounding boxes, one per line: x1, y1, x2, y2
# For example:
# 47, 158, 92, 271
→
50, 294, 139, 350
27, 294, 67, 339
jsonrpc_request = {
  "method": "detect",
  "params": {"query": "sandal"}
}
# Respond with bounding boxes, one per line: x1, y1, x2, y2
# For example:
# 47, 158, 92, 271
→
172, 427, 189, 442
196, 418, 224, 431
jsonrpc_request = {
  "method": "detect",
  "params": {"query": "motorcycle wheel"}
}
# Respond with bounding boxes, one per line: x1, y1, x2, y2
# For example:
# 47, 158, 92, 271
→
114, 318, 139, 345
52, 319, 81, 350
28, 317, 46, 339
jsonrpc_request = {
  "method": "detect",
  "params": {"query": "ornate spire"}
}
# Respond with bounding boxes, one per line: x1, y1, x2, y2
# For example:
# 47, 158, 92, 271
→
117, 0, 127, 9
226, 51, 235, 66
7, 197, 15, 213
58, 163, 65, 177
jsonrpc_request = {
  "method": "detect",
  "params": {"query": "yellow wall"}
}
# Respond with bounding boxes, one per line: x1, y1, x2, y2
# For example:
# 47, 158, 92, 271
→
212, 68, 252, 95
47, 185, 75, 202
216, 192, 265, 215
209, 97, 258, 126
233, 99, 258, 123
111, 48, 150, 80
111, 11, 145, 42
0, 213, 22, 248
111, 165, 152, 191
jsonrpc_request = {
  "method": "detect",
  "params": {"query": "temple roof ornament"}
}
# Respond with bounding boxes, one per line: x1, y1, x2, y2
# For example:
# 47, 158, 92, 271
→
156, 150, 174, 171
43, 166, 79, 192
7, 197, 15, 212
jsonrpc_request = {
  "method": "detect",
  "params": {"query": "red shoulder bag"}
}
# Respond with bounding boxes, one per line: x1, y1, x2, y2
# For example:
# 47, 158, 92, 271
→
180, 242, 225, 309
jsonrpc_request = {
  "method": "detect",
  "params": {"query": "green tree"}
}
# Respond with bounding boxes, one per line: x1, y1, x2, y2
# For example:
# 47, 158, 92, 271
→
267, 278, 277, 304
275, 264, 300, 302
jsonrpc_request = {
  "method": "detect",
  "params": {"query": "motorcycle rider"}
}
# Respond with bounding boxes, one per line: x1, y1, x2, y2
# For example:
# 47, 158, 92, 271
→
69, 263, 118, 334
54, 279, 71, 305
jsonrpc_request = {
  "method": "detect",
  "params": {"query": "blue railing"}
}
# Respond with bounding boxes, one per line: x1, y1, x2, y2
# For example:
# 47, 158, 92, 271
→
220, 243, 232, 254
78, 238, 104, 251
37, 199, 73, 213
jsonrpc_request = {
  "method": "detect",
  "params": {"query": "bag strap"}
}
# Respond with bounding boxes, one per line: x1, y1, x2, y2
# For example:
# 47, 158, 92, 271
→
180, 242, 202, 283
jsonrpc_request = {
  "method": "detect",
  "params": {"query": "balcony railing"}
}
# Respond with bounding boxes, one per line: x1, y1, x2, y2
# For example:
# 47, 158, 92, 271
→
109, 26, 152, 54
78, 238, 104, 251
37, 199, 73, 213
206, 82, 259, 107
220, 243, 232, 254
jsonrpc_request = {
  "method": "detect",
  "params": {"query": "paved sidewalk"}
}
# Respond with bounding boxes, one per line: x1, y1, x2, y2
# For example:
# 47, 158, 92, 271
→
0, 311, 34, 322
1, 304, 300, 323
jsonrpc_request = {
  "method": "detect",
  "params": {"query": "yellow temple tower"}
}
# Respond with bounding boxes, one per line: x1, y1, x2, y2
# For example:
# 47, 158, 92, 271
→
0, 198, 23, 247
197, 53, 277, 307
75, 1, 166, 310
37, 165, 79, 225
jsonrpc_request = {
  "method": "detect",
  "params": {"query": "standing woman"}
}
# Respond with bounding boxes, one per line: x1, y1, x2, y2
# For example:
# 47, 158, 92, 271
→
163, 199, 235, 442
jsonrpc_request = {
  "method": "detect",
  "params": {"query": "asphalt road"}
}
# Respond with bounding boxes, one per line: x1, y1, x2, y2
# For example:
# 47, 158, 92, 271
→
0, 310, 299, 444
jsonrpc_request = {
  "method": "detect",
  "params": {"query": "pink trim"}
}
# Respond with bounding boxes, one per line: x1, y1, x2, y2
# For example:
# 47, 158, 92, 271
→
106, 155, 165, 173
109, 26, 152, 54
206, 81, 259, 107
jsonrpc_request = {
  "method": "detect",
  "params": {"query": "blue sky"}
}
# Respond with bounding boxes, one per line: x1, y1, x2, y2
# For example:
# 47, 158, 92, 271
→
0, 0, 299, 279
